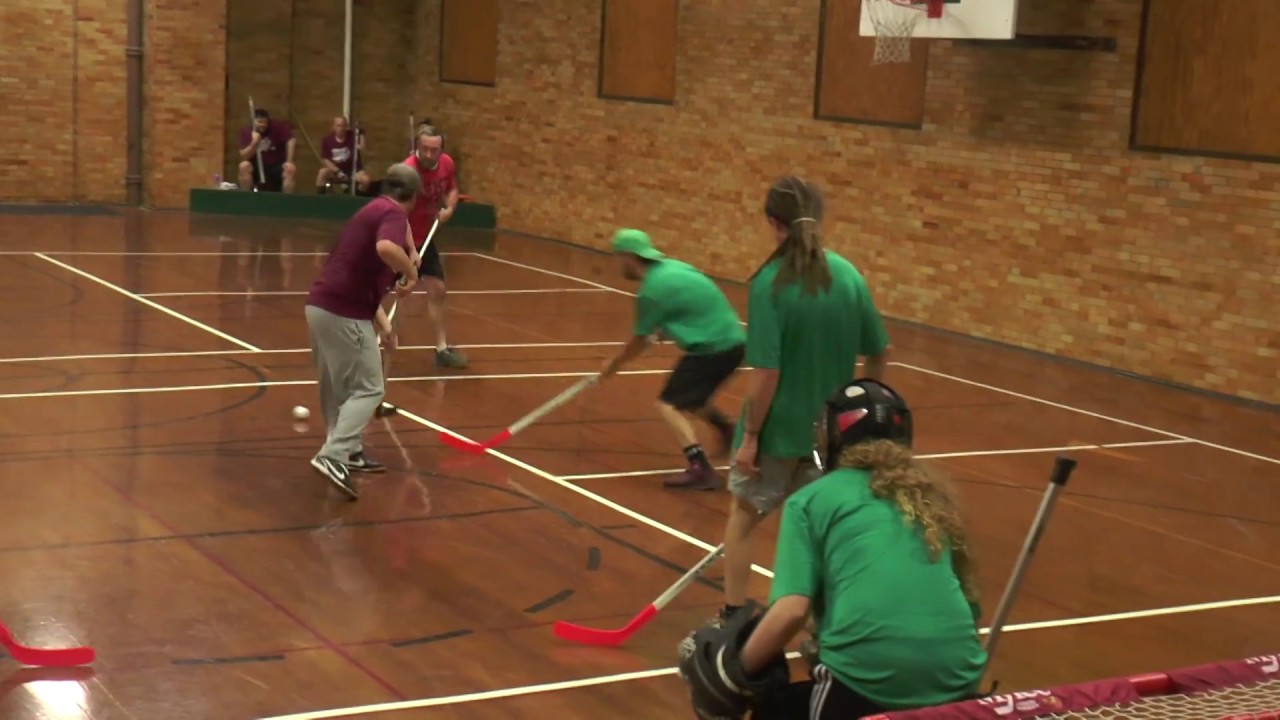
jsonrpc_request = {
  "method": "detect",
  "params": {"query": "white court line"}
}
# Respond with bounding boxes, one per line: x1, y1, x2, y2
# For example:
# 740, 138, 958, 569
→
391, 405, 777, 580
0, 368, 672, 401
466, 253, 1280, 467
463, 252, 635, 297
0, 341, 631, 365
561, 466, 730, 481
558, 439, 1195, 481
916, 438, 1193, 460
258, 592, 1280, 719
896, 362, 1280, 467
137, 288, 608, 298
33, 253, 262, 352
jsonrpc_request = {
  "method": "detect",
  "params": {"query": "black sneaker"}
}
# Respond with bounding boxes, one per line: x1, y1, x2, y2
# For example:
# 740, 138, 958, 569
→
347, 452, 385, 473
375, 402, 398, 418
311, 455, 358, 499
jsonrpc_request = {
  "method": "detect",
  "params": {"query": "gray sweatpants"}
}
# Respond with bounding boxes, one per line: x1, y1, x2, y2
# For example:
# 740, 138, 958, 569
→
305, 305, 385, 461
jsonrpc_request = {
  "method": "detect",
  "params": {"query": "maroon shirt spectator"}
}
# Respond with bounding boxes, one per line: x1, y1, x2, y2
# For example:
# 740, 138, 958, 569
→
316, 116, 370, 194
239, 117, 293, 167
238, 109, 297, 192
322, 129, 362, 175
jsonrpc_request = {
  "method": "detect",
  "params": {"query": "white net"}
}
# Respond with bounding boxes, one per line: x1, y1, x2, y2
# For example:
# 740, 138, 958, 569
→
865, 0, 926, 64
1033, 679, 1280, 719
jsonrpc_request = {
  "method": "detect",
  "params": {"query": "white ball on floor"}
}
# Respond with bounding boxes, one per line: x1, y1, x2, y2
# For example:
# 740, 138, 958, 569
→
292, 405, 311, 420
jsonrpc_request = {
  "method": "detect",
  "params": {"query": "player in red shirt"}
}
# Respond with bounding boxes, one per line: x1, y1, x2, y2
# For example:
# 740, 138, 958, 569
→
403, 125, 468, 368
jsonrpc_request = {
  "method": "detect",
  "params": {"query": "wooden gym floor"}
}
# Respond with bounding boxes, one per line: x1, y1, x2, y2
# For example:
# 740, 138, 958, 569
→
0, 209, 1276, 720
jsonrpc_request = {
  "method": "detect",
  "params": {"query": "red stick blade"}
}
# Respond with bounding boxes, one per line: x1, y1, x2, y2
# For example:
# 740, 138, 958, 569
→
552, 605, 658, 647
0, 624, 96, 668
6, 645, 96, 668
438, 432, 487, 454
483, 429, 513, 450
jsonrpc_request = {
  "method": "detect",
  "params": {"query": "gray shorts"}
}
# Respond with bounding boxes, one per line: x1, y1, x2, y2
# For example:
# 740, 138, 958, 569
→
727, 455, 823, 514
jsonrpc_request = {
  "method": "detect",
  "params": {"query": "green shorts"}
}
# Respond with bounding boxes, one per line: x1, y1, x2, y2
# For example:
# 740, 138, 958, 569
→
727, 455, 822, 514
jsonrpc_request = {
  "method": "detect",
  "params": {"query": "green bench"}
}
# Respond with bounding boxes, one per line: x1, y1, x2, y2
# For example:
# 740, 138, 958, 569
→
188, 188, 496, 228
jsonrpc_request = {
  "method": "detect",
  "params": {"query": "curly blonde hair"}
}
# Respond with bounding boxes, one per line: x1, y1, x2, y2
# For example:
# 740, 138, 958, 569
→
839, 439, 979, 604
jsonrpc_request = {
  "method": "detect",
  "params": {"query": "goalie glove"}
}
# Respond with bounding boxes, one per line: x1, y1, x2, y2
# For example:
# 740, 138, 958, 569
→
675, 603, 791, 719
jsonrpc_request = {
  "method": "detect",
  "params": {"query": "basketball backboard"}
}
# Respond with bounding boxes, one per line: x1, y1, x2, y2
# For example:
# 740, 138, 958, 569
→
859, 0, 1019, 40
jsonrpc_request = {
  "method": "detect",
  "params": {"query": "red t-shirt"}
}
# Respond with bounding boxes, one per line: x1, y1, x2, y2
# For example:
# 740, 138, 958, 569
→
306, 196, 410, 320
403, 152, 457, 244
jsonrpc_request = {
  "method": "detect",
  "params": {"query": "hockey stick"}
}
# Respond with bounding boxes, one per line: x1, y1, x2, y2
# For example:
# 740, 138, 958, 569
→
0, 621, 95, 667
387, 215, 438, 324
553, 544, 724, 647
982, 454, 1076, 662
248, 96, 266, 192
440, 374, 599, 454
377, 216, 439, 417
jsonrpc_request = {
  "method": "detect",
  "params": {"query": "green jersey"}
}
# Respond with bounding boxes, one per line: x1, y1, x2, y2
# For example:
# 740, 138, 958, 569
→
634, 259, 745, 354
736, 250, 889, 457
770, 467, 988, 709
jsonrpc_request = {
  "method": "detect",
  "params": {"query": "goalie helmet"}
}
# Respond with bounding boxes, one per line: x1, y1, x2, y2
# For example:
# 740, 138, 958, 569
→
815, 378, 913, 471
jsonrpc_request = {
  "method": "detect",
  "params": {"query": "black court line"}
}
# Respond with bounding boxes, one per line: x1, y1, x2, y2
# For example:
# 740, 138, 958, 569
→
524, 589, 576, 614
389, 629, 474, 649
0, 506, 539, 555
172, 654, 287, 666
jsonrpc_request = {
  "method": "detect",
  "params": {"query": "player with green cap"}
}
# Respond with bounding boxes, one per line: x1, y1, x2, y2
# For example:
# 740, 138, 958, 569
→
598, 229, 746, 490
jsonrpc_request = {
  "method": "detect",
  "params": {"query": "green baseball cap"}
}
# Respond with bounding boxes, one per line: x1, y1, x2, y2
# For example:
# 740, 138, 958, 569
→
611, 229, 665, 260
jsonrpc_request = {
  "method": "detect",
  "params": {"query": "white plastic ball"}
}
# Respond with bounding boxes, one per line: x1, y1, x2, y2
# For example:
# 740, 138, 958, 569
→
292, 405, 311, 420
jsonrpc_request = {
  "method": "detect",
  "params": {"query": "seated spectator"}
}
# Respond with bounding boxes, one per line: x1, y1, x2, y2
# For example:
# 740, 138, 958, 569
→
317, 116, 370, 194
238, 108, 296, 193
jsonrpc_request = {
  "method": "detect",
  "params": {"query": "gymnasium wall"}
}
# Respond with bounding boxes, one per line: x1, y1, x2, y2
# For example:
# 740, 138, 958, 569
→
223, 0, 415, 200
414, 0, 1280, 405
0, 0, 227, 208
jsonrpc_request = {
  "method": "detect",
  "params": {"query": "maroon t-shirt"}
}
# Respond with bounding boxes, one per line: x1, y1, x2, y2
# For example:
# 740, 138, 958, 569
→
322, 130, 362, 175
239, 120, 293, 167
306, 196, 410, 320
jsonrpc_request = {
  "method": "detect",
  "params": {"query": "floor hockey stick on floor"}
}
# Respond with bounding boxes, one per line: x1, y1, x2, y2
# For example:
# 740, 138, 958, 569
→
552, 543, 725, 647
0, 621, 96, 667
440, 374, 599, 454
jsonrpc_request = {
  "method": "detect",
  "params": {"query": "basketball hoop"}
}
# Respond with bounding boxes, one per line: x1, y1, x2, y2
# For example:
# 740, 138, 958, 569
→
866, 0, 943, 64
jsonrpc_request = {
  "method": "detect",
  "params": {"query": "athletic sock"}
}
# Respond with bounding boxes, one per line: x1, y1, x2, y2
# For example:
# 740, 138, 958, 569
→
683, 444, 710, 469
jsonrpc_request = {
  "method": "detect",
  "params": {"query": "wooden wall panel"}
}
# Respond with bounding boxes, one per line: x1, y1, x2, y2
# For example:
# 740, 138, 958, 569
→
815, 0, 928, 127
441, 0, 499, 86
599, 0, 678, 103
1133, 0, 1280, 160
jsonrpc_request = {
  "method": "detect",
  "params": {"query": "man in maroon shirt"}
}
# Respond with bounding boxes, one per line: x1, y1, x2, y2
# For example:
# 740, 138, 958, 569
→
238, 108, 297, 192
317, 116, 370, 194
304, 163, 422, 499
404, 125, 467, 368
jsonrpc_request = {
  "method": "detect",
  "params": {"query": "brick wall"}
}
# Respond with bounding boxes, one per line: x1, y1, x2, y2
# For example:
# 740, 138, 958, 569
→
224, 0, 413, 191
147, 0, 228, 208
414, 0, 1279, 404
0, 0, 225, 207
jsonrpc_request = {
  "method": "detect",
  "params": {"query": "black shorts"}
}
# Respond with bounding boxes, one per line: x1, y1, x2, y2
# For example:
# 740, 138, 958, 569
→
658, 344, 744, 411
417, 242, 445, 281
254, 162, 285, 191
751, 665, 885, 720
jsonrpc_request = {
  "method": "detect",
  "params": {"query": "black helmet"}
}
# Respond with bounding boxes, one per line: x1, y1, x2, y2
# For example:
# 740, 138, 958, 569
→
815, 378, 912, 471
